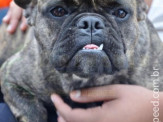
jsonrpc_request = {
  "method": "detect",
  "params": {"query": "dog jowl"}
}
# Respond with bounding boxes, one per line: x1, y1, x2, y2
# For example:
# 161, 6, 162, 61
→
0, 0, 163, 122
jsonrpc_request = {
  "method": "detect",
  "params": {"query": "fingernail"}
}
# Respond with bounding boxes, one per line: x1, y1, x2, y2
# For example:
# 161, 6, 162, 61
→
70, 90, 81, 98
20, 24, 26, 31
7, 25, 12, 32
51, 95, 57, 103
3, 16, 8, 22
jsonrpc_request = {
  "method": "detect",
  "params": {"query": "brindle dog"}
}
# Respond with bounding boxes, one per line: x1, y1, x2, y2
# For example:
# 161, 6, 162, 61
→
0, 0, 163, 122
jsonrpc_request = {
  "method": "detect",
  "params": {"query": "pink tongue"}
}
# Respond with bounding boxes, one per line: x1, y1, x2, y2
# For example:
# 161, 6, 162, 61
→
84, 44, 99, 49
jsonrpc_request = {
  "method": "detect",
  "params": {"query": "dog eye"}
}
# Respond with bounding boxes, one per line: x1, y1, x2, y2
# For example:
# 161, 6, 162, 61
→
50, 6, 68, 17
112, 9, 127, 18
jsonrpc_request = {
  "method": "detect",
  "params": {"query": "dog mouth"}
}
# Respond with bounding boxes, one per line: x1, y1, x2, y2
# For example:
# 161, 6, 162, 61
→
65, 41, 115, 77
82, 44, 104, 50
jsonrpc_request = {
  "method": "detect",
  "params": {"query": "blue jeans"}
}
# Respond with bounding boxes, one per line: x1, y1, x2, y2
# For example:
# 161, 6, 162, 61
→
0, 8, 8, 24
0, 87, 17, 122
0, 104, 17, 122
0, 103, 57, 122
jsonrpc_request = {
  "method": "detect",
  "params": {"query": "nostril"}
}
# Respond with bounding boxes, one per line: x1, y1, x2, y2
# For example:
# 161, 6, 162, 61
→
77, 16, 105, 31
83, 21, 88, 29
95, 22, 100, 29
78, 21, 89, 29
95, 21, 104, 29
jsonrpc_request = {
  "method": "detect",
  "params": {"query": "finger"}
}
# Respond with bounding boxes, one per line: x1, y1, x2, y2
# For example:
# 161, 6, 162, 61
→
51, 94, 72, 116
7, 19, 19, 34
2, 9, 11, 24
7, 2, 23, 34
20, 16, 28, 32
70, 85, 126, 103
51, 94, 102, 122
8, 12, 22, 34
58, 116, 67, 122
3, 1, 15, 24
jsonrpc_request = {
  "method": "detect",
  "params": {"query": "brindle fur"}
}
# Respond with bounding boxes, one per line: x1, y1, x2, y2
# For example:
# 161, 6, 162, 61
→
0, 0, 163, 122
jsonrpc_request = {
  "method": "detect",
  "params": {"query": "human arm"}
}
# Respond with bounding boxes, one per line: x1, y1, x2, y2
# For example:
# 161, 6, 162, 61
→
51, 85, 163, 122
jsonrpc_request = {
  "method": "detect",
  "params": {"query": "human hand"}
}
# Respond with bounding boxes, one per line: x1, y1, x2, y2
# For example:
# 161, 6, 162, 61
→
2, 1, 28, 34
51, 85, 163, 122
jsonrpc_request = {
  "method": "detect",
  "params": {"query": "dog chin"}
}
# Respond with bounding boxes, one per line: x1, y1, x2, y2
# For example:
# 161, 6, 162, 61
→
66, 49, 114, 78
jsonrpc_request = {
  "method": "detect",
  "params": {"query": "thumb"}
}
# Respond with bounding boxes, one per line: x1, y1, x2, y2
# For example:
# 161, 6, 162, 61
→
70, 85, 126, 103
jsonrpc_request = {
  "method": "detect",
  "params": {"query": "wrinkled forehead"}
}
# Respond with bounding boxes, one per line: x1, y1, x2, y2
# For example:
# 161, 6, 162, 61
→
38, 0, 136, 8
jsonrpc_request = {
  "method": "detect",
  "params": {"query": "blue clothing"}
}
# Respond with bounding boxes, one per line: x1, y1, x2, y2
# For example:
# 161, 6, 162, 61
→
0, 8, 8, 24
0, 102, 57, 122
0, 104, 17, 122
0, 87, 17, 122
0, 89, 57, 122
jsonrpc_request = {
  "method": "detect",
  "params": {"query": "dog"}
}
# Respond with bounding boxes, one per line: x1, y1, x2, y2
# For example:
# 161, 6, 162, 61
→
0, 0, 163, 122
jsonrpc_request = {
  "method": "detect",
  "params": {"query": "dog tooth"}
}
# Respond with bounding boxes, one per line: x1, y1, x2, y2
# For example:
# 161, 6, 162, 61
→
98, 44, 104, 50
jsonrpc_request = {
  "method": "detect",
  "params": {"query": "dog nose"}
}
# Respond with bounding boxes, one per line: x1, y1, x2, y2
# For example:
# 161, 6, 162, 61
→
77, 16, 105, 34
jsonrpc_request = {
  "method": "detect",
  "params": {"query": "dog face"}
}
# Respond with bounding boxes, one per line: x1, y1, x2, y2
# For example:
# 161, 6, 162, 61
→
15, 0, 147, 89
50, 0, 131, 77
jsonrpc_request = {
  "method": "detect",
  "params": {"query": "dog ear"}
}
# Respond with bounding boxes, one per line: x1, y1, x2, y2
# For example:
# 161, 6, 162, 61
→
136, 0, 148, 21
14, 0, 37, 25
